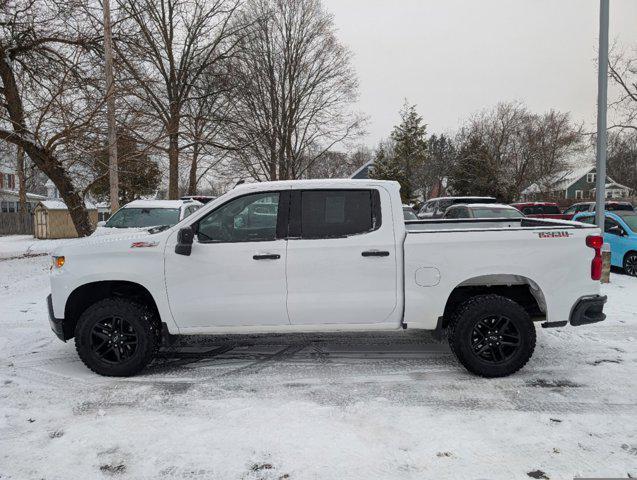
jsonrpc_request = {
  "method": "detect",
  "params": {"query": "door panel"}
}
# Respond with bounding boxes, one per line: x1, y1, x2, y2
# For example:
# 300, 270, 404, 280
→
164, 191, 290, 329
286, 188, 398, 325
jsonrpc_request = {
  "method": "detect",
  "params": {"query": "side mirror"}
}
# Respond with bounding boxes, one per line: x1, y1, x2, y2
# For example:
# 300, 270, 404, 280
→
175, 226, 194, 256
97, 221, 106, 227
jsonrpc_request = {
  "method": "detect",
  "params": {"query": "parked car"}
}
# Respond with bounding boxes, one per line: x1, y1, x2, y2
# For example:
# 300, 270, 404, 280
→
403, 205, 418, 221
563, 201, 634, 220
417, 196, 497, 219
180, 195, 217, 205
444, 203, 525, 219
49, 179, 605, 378
510, 202, 567, 220
93, 199, 202, 236
573, 211, 637, 276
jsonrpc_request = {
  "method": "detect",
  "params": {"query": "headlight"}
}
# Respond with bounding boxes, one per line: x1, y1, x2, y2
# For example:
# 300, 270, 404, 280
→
51, 256, 65, 269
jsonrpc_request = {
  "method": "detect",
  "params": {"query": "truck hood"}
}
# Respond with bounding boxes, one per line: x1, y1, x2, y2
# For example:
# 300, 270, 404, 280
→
91, 226, 155, 237
51, 229, 170, 257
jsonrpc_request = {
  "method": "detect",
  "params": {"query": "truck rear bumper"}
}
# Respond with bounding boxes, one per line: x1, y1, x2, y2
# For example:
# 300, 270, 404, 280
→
569, 294, 607, 326
542, 294, 607, 328
47, 294, 70, 342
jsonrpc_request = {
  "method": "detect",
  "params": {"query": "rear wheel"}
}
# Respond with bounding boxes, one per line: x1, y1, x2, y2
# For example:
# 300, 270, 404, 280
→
623, 252, 637, 277
447, 294, 536, 377
75, 298, 159, 377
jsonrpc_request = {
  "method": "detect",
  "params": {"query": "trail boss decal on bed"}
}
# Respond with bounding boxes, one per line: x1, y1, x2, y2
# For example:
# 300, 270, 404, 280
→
537, 231, 572, 238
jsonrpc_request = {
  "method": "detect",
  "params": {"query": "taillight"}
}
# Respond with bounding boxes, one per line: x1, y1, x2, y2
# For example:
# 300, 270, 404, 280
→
586, 235, 603, 280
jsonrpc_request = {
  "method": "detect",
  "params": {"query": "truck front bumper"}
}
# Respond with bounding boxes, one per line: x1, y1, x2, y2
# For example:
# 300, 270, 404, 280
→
47, 294, 71, 342
569, 294, 607, 326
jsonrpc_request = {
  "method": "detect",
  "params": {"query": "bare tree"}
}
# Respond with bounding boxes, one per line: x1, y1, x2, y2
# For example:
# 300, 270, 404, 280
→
182, 67, 235, 195
527, 110, 584, 196
304, 146, 371, 179
228, 0, 364, 181
114, 0, 243, 199
450, 102, 582, 202
0, 0, 103, 236
607, 131, 637, 193
609, 46, 637, 133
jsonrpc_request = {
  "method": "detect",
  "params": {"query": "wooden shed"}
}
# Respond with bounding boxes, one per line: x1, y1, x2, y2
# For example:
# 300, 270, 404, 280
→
34, 200, 98, 239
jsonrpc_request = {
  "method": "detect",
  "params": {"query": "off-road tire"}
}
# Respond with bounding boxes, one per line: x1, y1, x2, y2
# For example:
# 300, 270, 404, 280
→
447, 294, 536, 378
75, 298, 159, 377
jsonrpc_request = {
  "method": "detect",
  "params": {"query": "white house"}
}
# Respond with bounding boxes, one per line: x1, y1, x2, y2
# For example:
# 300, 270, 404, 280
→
0, 167, 47, 213
521, 165, 632, 201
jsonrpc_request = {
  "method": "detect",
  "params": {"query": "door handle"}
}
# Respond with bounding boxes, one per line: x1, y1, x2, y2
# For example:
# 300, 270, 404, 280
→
361, 250, 390, 257
253, 254, 281, 260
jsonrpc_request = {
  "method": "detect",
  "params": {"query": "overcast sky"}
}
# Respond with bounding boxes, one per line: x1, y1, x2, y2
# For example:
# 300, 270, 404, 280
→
322, 0, 637, 147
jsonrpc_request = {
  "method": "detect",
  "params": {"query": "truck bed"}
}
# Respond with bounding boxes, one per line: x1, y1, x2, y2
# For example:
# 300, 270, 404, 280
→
405, 217, 590, 232
402, 217, 601, 330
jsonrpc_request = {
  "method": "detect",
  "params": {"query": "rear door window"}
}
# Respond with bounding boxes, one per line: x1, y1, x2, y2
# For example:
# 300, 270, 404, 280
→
540, 205, 561, 214
607, 203, 634, 212
299, 190, 379, 239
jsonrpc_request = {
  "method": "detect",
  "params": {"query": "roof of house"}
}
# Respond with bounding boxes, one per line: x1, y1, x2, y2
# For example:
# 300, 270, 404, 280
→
522, 164, 596, 195
350, 160, 374, 179
38, 200, 96, 210
0, 189, 47, 200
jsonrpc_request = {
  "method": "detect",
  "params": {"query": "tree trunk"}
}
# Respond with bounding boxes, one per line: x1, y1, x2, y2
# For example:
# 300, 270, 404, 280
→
16, 146, 27, 213
0, 53, 93, 236
167, 111, 180, 199
103, 0, 119, 213
187, 142, 199, 195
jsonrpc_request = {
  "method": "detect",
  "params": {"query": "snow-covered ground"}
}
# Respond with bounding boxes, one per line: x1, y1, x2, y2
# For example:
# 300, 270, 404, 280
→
0, 235, 71, 260
0, 236, 636, 479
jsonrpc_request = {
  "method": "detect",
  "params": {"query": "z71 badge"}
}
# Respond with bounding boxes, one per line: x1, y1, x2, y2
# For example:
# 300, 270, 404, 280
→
537, 231, 572, 238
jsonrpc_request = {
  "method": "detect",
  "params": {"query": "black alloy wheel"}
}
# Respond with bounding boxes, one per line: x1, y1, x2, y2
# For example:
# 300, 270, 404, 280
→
90, 316, 139, 364
623, 253, 637, 277
469, 315, 521, 364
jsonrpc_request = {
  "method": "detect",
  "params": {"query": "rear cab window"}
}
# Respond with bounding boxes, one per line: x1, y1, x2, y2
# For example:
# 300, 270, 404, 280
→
294, 189, 381, 239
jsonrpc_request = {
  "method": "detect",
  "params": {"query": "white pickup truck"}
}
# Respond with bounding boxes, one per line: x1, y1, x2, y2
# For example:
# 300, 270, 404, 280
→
47, 179, 607, 377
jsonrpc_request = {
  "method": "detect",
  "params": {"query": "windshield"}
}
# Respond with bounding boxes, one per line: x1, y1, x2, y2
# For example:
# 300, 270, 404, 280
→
618, 213, 637, 232
403, 208, 417, 220
105, 207, 181, 228
472, 207, 524, 219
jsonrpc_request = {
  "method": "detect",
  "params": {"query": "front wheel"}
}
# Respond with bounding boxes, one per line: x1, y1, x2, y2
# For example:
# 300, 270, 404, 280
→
623, 252, 637, 277
75, 298, 159, 377
447, 294, 536, 377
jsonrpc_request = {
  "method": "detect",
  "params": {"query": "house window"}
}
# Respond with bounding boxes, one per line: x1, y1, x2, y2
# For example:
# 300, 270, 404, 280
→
587, 173, 596, 183
0, 201, 7, 213
7, 201, 16, 212
575, 190, 584, 199
1, 173, 15, 190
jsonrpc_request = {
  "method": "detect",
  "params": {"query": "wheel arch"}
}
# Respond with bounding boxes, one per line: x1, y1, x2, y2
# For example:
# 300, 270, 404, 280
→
441, 274, 547, 329
64, 281, 161, 340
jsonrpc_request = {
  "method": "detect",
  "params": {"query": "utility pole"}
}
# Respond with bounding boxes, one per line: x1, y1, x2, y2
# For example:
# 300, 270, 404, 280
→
103, 0, 119, 213
595, 0, 609, 228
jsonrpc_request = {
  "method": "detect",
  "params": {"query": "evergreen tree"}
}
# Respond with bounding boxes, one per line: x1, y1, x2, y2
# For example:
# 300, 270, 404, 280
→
369, 103, 428, 203
390, 102, 428, 201
449, 134, 503, 200
426, 133, 456, 197
369, 143, 407, 202
91, 134, 161, 204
